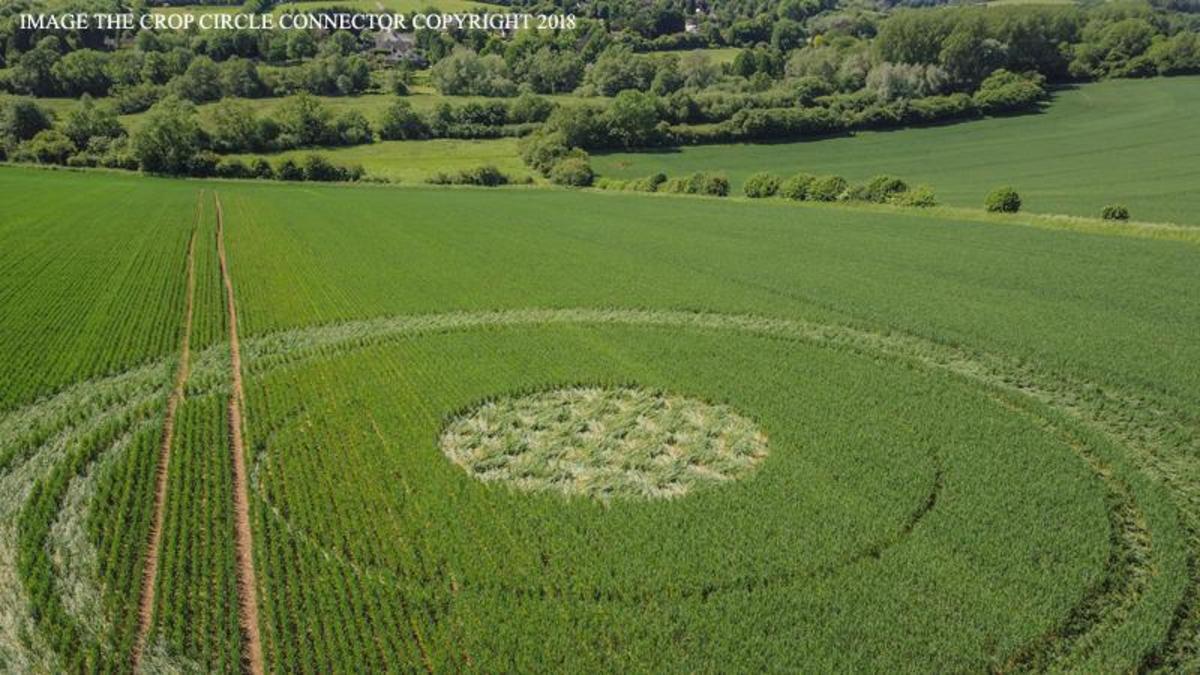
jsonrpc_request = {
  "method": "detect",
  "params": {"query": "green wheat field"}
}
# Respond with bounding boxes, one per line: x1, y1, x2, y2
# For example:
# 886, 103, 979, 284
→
2, 161, 1199, 671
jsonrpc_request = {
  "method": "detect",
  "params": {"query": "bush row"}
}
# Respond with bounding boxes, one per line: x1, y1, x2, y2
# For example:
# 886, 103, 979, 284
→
595, 172, 730, 197
743, 172, 938, 207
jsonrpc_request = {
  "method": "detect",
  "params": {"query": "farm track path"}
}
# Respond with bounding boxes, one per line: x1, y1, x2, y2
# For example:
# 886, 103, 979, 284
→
216, 192, 266, 675
131, 199, 199, 672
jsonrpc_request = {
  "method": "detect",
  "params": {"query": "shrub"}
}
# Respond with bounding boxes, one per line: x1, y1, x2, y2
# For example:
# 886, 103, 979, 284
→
743, 172, 781, 198
250, 157, 274, 179
215, 157, 250, 178
430, 48, 516, 97
519, 130, 572, 176
377, 99, 429, 141
111, 83, 164, 114
862, 175, 908, 203
779, 173, 816, 200
459, 165, 508, 186
985, 187, 1021, 213
809, 175, 848, 202
16, 129, 75, 164
508, 93, 555, 124
131, 96, 202, 175
66, 152, 98, 167
630, 173, 667, 192
428, 165, 511, 187
662, 172, 729, 197
699, 173, 730, 197
275, 158, 303, 181
186, 150, 219, 177
334, 110, 373, 146
550, 157, 595, 187
974, 69, 1045, 115
662, 176, 689, 194
1101, 204, 1130, 221
892, 184, 937, 207
302, 154, 340, 181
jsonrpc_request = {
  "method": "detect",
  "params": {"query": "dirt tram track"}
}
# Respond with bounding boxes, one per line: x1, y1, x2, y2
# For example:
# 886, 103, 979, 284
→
216, 192, 266, 675
131, 200, 199, 671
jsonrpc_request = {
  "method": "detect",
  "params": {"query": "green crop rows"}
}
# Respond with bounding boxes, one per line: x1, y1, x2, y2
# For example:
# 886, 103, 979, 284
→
1, 166, 1199, 671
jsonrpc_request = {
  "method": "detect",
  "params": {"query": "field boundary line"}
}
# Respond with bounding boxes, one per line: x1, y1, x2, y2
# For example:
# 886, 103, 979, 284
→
131, 197, 200, 671
216, 192, 266, 675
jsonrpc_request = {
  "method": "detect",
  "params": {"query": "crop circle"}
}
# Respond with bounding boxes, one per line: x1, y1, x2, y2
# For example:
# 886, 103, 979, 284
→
439, 386, 769, 500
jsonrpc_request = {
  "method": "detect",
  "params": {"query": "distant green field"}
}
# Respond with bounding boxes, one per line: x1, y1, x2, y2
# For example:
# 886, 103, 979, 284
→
230, 137, 535, 182
594, 76, 1200, 225
4, 166, 1200, 670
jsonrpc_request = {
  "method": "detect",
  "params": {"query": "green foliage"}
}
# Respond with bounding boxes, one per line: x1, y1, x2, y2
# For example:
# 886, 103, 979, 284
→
275, 157, 303, 181
428, 164, 511, 187
605, 90, 663, 148
583, 45, 659, 96
550, 156, 595, 187
61, 95, 123, 150
376, 98, 429, 141
514, 45, 586, 94
809, 175, 849, 201
430, 48, 516, 97
250, 157, 275, 179
216, 157, 251, 179
508, 93, 556, 125
974, 69, 1046, 115
892, 184, 938, 208
663, 171, 730, 196
779, 173, 816, 200
50, 49, 111, 97
519, 130, 574, 176
743, 172, 781, 198
0, 96, 52, 148
275, 93, 335, 148
986, 186, 1022, 213
131, 96, 202, 175
14, 129, 74, 164
1102, 204, 1130, 220
170, 55, 222, 103
855, 175, 909, 203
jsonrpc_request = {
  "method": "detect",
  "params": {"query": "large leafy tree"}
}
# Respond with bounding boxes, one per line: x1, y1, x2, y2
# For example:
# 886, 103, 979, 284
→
131, 96, 203, 174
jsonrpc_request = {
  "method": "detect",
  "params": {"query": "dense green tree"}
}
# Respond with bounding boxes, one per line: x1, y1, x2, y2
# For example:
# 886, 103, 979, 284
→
519, 46, 585, 94
939, 18, 1008, 87
430, 48, 516, 96
208, 98, 271, 153
584, 46, 658, 95
105, 50, 146, 88
771, 19, 807, 52
16, 129, 74, 164
286, 31, 318, 60
131, 96, 203, 174
604, 90, 662, 148
275, 92, 335, 147
0, 97, 53, 148
11, 38, 62, 96
51, 49, 111, 96
219, 57, 265, 98
376, 99, 429, 140
171, 55, 222, 103
61, 95, 123, 149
